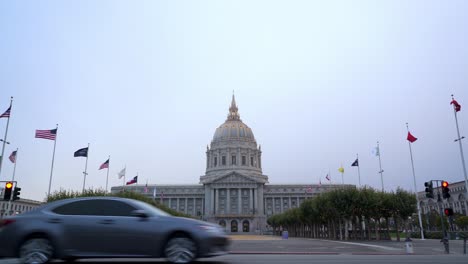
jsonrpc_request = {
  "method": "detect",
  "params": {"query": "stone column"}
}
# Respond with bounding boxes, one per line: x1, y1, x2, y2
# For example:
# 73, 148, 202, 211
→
176, 198, 180, 212
184, 198, 188, 214
227, 188, 231, 214
211, 188, 215, 215
272, 198, 275, 214
238, 188, 242, 214
215, 188, 219, 215
169, 198, 172, 209
193, 198, 196, 216
257, 185, 264, 215
254, 188, 258, 215
280, 197, 284, 213
249, 188, 253, 214
202, 185, 211, 215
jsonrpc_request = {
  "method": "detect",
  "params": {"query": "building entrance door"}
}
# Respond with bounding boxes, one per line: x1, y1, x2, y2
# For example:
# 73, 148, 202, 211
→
242, 220, 250, 232
231, 220, 238, 232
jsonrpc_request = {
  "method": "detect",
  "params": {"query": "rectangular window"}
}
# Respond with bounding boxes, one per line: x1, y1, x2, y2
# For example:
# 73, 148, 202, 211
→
250, 157, 254, 166
214, 157, 218, 167
232, 155, 236, 165
242, 156, 246, 165
222, 156, 226, 165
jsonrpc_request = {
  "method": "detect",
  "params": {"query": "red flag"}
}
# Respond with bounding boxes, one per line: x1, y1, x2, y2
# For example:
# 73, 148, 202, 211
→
407, 132, 417, 143
451, 99, 461, 112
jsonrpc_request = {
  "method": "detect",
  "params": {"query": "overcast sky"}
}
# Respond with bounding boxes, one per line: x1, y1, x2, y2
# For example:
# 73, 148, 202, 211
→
1, 0, 468, 202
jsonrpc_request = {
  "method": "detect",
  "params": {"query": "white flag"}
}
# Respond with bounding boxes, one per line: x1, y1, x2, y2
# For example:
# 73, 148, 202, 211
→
118, 168, 126, 179
153, 187, 157, 199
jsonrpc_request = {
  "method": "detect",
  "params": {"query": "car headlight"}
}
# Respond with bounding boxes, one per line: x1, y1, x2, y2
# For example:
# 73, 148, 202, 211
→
198, 225, 224, 234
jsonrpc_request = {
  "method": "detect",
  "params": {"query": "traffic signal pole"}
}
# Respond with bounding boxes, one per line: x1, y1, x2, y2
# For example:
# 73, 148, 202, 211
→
435, 180, 449, 254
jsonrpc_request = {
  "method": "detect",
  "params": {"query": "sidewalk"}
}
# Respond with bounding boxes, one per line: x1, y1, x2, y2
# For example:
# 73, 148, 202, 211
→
227, 235, 468, 255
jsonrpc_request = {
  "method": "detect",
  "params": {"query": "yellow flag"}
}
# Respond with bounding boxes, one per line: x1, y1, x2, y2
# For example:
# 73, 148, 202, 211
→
338, 167, 344, 173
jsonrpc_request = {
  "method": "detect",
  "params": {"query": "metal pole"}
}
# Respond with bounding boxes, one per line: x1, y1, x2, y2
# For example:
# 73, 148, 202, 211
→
11, 148, 18, 184
0, 97, 13, 180
7, 148, 18, 215
377, 141, 384, 192
105, 155, 110, 192
451, 95, 468, 206
47, 124, 58, 199
436, 180, 449, 254
356, 153, 361, 187
406, 123, 425, 240
82, 143, 89, 192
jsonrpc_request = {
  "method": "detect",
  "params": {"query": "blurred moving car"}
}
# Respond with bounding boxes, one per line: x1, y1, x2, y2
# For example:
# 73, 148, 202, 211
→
0, 197, 229, 263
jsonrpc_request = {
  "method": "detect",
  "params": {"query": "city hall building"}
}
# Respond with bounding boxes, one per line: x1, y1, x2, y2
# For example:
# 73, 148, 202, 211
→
112, 96, 348, 233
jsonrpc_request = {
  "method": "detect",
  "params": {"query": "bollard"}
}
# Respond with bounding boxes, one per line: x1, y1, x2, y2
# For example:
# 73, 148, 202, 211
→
405, 237, 414, 254
282, 230, 289, 239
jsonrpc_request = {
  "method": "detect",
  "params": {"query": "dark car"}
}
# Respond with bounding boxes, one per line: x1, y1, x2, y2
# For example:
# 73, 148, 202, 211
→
0, 196, 229, 263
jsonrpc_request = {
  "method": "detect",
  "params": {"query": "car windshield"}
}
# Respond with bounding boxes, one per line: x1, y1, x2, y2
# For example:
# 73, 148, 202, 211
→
132, 199, 171, 217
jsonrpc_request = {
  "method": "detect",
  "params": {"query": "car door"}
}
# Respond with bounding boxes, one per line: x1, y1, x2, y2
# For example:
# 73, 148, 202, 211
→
90, 199, 158, 256
51, 199, 116, 256
51, 198, 159, 257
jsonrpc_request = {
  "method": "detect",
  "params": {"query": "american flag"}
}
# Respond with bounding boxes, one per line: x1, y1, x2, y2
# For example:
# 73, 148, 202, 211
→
99, 159, 109, 170
0, 106, 11, 118
9, 150, 17, 163
35, 129, 57, 140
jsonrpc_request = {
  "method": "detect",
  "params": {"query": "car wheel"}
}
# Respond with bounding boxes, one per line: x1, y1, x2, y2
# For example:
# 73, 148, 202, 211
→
19, 238, 54, 264
164, 236, 197, 264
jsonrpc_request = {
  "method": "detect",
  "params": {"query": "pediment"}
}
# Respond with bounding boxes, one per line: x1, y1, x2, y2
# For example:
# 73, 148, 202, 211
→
212, 172, 258, 184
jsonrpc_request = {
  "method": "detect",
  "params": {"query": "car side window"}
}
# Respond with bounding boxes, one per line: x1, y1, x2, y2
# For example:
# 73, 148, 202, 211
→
52, 200, 137, 216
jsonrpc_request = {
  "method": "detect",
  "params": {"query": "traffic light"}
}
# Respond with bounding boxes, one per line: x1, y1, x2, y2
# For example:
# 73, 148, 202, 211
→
444, 208, 454, 216
442, 181, 451, 199
3, 182, 13, 200
424, 181, 434, 198
13, 187, 21, 201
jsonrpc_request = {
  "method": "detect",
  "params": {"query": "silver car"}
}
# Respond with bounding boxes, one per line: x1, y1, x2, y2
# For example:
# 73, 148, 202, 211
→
0, 196, 230, 263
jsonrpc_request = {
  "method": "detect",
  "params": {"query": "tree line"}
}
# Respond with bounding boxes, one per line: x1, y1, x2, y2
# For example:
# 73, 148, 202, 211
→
267, 187, 417, 241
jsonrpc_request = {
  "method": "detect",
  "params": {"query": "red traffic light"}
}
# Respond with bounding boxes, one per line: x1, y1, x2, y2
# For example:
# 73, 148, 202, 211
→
444, 208, 454, 216
442, 181, 449, 188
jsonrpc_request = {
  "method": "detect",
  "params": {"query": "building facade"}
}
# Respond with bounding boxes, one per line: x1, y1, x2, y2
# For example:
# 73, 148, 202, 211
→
112, 96, 349, 233
0, 198, 43, 218
418, 180, 468, 216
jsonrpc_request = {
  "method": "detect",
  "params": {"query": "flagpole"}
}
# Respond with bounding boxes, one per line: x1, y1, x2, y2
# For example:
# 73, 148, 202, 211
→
356, 153, 361, 187
0, 96, 13, 180
82, 143, 89, 192
47, 124, 58, 199
377, 141, 384, 192
340, 164, 344, 185
7, 148, 18, 215
406, 123, 425, 240
11, 148, 18, 183
105, 155, 110, 193
451, 95, 468, 204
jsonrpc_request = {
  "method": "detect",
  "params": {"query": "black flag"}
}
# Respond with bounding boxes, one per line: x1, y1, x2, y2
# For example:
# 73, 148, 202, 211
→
74, 147, 89, 157
351, 159, 359, 167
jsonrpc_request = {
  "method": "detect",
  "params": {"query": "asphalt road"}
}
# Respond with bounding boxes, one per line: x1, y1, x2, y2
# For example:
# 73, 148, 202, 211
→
2, 255, 467, 264
1, 236, 467, 263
